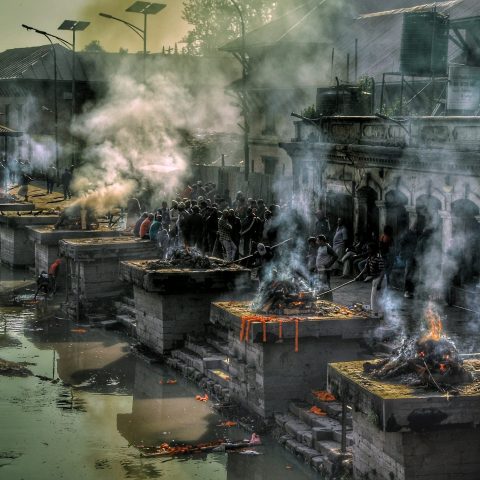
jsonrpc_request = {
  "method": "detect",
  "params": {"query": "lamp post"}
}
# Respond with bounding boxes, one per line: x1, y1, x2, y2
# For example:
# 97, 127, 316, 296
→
229, 0, 250, 181
58, 20, 90, 168
99, 2, 166, 81
22, 24, 72, 176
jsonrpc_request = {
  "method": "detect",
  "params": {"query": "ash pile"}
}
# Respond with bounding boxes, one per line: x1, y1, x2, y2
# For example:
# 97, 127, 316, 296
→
364, 306, 473, 391
147, 248, 238, 270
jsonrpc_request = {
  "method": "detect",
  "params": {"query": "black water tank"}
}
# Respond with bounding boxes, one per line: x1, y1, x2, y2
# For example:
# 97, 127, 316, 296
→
400, 12, 449, 76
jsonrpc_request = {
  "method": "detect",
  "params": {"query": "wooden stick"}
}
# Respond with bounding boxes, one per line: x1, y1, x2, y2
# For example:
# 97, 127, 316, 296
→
316, 279, 357, 297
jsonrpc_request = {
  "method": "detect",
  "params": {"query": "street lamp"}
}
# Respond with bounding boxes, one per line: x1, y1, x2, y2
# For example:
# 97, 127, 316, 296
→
22, 24, 72, 176
229, 0, 250, 181
58, 20, 90, 167
99, 2, 166, 81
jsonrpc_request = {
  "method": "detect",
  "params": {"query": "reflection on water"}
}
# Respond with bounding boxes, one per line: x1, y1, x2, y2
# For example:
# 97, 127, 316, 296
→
0, 299, 318, 480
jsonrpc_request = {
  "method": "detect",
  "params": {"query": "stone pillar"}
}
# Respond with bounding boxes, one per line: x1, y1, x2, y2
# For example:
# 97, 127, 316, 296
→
375, 200, 387, 238
439, 209, 454, 301
439, 210, 453, 253
405, 206, 418, 229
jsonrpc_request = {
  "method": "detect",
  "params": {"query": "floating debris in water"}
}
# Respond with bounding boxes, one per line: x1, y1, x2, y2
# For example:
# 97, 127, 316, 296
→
159, 379, 177, 385
0, 358, 33, 377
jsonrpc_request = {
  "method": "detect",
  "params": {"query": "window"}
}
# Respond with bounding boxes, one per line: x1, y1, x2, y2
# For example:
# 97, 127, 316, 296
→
262, 156, 278, 176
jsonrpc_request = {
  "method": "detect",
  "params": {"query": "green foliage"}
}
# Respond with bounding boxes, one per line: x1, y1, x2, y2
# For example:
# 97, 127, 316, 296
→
301, 104, 317, 119
182, 0, 278, 55
358, 76, 374, 93
83, 40, 105, 53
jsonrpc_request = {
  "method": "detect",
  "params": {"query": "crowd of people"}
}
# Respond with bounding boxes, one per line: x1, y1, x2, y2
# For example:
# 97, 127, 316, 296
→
128, 182, 281, 262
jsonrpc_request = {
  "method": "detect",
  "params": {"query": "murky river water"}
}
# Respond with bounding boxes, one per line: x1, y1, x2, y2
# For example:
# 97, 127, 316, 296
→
0, 294, 318, 480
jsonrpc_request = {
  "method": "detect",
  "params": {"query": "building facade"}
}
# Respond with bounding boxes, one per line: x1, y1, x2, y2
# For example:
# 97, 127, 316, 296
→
281, 114, 480, 300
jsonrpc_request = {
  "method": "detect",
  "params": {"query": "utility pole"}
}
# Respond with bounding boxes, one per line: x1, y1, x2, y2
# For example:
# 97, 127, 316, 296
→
100, 2, 166, 83
22, 24, 72, 175
58, 20, 90, 167
230, 0, 250, 182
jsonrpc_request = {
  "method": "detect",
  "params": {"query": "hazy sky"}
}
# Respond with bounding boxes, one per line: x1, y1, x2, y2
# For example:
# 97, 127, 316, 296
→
1, 0, 190, 53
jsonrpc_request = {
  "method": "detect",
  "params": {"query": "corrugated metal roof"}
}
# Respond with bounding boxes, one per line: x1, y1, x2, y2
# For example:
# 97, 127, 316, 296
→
358, 0, 464, 18
220, 0, 332, 52
0, 124, 23, 137
0, 44, 83, 81
222, 0, 480, 82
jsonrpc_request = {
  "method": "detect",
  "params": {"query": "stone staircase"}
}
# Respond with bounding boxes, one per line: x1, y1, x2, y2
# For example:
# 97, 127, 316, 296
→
165, 331, 354, 478
167, 336, 232, 403
114, 296, 137, 337
274, 398, 353, 477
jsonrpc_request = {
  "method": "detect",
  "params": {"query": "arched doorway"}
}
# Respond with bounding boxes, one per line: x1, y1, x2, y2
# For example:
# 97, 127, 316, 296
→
385, 190, 409, 240
326, 191, 354, 243
356, 186, 379, 241
416, 194, 442, 232
451, 199, 480, 285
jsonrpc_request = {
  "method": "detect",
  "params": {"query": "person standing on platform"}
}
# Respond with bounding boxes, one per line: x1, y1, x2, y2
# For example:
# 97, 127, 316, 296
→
357, 242, 385, 318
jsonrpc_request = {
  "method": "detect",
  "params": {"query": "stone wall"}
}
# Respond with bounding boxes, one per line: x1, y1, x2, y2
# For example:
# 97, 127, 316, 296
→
0, 225, 34, 267
228, 335, 368, 418
352, 410, 480, 480
134, 287, 216, 354
34, 243, 58, 275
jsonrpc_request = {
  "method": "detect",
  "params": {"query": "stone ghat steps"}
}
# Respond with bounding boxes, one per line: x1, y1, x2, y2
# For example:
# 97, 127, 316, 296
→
168, 337, 352, 477
274, 400, 353, 477
166, 350, 231, 404
114, 297, 137, 337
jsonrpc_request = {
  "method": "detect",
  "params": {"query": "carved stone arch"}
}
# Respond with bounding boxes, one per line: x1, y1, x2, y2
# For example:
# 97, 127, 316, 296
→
414, 189, 445, 211
357, 171, 383, 200
384, 182, 412, 206
451, 189, 480, 212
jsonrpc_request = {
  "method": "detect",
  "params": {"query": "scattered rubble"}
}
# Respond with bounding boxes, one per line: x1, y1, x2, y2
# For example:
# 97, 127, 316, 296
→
0, 358, 34, 377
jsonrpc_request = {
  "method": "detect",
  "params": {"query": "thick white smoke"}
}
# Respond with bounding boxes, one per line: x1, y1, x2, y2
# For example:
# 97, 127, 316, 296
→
71, 70, 194, 214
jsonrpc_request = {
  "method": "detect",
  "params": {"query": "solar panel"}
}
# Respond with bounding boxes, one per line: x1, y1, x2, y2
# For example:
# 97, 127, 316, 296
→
75, 21, 91, 31
58, 20, 76, 31
58, 20, 90, 31
126, 1, 166, 15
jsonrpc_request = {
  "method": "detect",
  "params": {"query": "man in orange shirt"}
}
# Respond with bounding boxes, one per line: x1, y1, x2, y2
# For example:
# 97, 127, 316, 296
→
140, 213, 154, 239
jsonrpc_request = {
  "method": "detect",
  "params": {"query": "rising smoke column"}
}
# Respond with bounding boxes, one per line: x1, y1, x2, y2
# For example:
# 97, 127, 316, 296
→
71, 67, 194, 214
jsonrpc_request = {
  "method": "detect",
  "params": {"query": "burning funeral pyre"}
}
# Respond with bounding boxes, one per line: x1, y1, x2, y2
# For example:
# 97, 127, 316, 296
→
146, 248, 242, 270
364, 305, 473, 391
251, 276, 366, 317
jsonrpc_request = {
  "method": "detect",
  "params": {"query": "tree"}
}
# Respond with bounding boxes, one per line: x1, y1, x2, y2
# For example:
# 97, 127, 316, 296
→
83, 40, 105, 53
182, 0, 277, 55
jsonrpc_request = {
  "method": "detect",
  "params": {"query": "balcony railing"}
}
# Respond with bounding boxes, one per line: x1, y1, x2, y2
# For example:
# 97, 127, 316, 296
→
292, 116, 480, 152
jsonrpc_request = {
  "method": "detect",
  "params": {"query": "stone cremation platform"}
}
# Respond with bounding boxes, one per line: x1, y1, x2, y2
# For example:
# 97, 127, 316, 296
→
119, 259, 252, 355
328, 360, 480, 480
209, 301, 378, 418
59, 236, 157, 319
0, 214, 58, 267
28, 226, 123, 288
0, 202, 35, 211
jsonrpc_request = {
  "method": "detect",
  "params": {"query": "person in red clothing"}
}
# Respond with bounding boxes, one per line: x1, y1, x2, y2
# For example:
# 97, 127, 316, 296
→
379, 225, 394, 285
48, 258, 62, 295
139, 213, 154, 239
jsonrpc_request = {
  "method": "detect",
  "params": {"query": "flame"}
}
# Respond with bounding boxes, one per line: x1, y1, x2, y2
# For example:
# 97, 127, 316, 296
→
422, 305, 443, 341
439, 363, 447, 373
